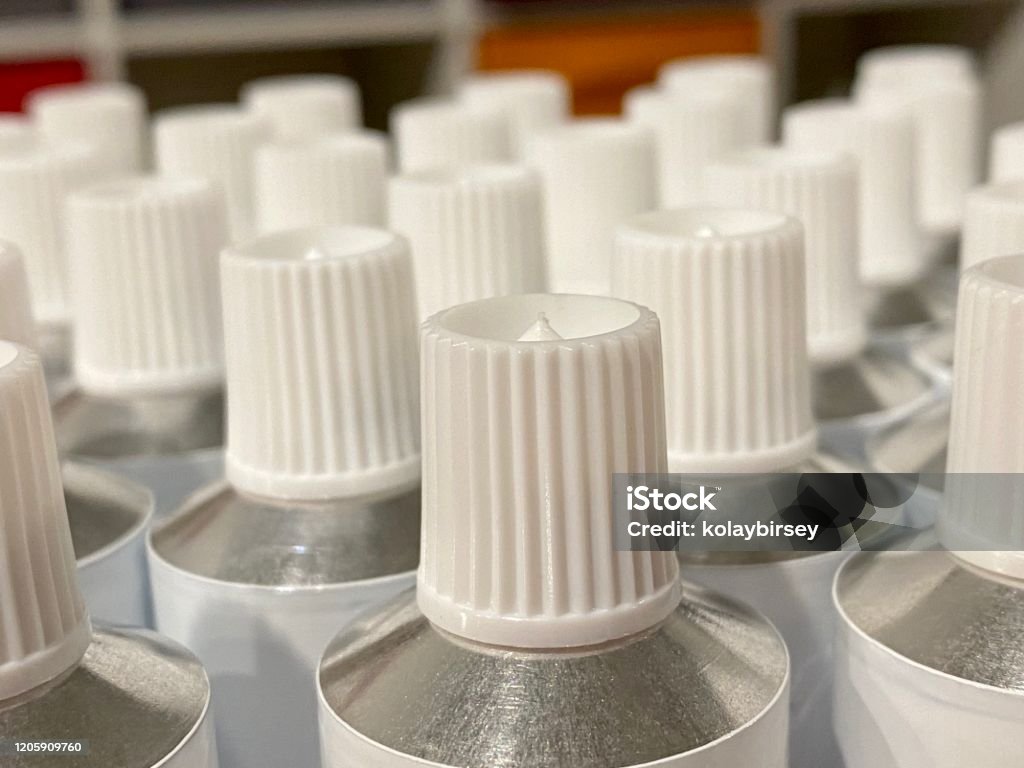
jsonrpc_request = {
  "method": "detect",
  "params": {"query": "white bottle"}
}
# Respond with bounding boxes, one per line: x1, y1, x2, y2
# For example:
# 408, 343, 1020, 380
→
318, 293, 790, 768
782, 98, 954, 346
149, 226, 421, 768
240, 74, 362, 140
154, 105, 270, 241
388, 164, 546, 319
0, 138, 103, 387
704, 147, 939, 458
525, 119, 657, 294
28, 81, 148, 176
459, 69, 570, 158
0, 341, 218, 768
53, 176, 229, 518
853, 45, 981, 245
612, 207, 858, 768
254, 130, 389, 233
836, 254, 1024, 768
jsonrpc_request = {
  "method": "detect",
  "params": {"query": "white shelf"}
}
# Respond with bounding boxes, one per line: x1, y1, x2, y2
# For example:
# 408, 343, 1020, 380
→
0, 1, 475, 66
121, 2, 447, 55
0, 15, 83, 59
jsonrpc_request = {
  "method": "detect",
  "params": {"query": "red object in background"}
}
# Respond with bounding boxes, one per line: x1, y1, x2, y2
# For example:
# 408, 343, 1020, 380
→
0, 59, 86, 113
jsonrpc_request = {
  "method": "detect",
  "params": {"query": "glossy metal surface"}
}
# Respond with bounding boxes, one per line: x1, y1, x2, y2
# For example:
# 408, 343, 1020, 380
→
150, 482, 420, 586
66, 462, 151, 563
65, 462, 153, 627
53, 387, 223, 458
0, 626, 215, 767
866, 399, 949, 491
149, 482, 421, 768
53, 387, 226, 516
38, 323, 72, 395
866, 269, 956, 342
836, 550, 1024, 691
813, 347, 934, 424
319, 586, 788, 768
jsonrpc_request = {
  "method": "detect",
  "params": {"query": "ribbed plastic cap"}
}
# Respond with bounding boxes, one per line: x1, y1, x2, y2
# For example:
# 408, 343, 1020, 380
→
524, 118, 657, 295
0, 343, 91, 702
0, 141, 102, 328
658, 55, 775, 145
613, 208, 816, 473
855, 53, 981, 234
0, 242, 37, 349
960, 181, 1024, 271
254, 131, 388, 234
68, 176, 228, 396
391, 98, 511, 173
28, 81, 147, 176
222, 226, 420, 501
154, 105, 270, 240
240, 74, 362, 140
857, 45, 976, 85
419, 294, 679, 648
704, 147, 866, 367
388, 164, 545, 320
459, 70, 570, 157
990, 123, 1024, 183
941, 255, 1024, 580
623, 85, 745, 207
0, 114, 34, 151
784, 98, 924, 288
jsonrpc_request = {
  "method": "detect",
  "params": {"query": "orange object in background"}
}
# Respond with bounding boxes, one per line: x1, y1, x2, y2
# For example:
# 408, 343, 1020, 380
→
478, 9, 760, 115
0, 59, 86, 112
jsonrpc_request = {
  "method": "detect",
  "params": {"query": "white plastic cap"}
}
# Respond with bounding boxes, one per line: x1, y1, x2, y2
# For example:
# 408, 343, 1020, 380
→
68, 176, 228, 396
222, 226, 420, 501
704, 147, 866, 368
524, 118, 657, 294
613, 208, 816, 473
459, 70, 570, 157
959, 182, 1024, 272
28, 81, 147, 176
857, 45, 976, 85
854, 51, 981, 234
658, 55, 775, 145
0, 242, 37, 349
941, 255, 1024, 580
783, 98, 924, 288
388, 164, 546, 320
989, 123, 1024, 183
154, 105, 270, 241
623, 85, 745, 207
391, 97, 511, 173
240, 74, 362, 140
0, 342, 91, 702
419, 294, 679, 648
254, 131, 388, 234
0, 141, 102, 328
0, 114, 34, 151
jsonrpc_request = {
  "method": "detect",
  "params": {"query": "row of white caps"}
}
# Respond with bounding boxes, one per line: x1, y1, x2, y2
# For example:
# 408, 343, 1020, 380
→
5, 209, 1024, 698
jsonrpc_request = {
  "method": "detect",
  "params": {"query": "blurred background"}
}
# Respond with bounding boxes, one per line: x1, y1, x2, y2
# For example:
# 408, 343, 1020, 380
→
0, 0, 1022, 132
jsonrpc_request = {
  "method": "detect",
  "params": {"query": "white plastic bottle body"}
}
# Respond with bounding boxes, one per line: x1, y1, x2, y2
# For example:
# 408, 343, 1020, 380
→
149, 554, 415, 768
834, 605, 1024, 767
684, 553, 847, 768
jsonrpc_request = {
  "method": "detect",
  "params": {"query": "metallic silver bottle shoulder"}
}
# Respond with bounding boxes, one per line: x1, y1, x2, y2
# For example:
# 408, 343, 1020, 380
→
318, 586, 790, 768
53, 387, 225, 516
0, 626, 216, 768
